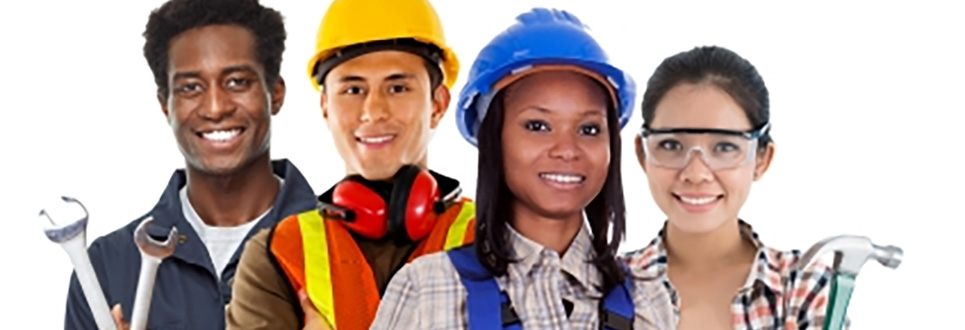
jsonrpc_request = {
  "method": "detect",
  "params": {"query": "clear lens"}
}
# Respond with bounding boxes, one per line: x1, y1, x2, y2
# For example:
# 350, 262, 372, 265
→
642, 132, 759, 170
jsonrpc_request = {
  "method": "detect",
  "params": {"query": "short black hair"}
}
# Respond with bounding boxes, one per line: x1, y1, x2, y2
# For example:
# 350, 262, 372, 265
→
641, 46, 772, 148
143, 0, 286, 99
474, 83, 628, 294
315, 38, 444, 94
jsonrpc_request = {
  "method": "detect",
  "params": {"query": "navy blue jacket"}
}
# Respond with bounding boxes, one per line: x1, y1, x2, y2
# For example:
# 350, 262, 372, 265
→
65, 159, 317, 330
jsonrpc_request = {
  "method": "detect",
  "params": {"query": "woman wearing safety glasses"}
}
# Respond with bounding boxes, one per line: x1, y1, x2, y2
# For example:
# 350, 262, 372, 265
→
623, 46, 841, 330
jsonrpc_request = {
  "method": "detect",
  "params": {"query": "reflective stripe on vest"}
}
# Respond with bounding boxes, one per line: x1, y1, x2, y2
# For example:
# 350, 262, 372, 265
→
444, 201, 475, 250
271, 199, 476, 329
298, 211, 337, 327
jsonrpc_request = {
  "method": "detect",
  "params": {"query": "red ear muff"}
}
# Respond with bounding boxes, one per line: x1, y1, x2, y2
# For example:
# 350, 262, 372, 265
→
332, 179, 388, 239
388, 165, 440, 243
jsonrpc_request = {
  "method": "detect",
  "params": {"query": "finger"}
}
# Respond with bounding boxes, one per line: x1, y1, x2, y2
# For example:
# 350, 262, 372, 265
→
111, 304, 130, 330
298, 291, 333, 330
298, 290, 317, 313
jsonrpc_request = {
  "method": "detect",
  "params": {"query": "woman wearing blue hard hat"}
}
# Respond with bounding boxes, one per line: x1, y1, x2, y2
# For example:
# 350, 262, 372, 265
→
372, 8, 675, 330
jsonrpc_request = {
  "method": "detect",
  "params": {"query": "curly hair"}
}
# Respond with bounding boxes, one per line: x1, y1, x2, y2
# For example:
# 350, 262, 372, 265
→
143, 0, 286, 99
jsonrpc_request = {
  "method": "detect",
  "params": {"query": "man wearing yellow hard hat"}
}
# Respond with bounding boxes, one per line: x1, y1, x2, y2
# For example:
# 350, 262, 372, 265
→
226, 0, 474, 329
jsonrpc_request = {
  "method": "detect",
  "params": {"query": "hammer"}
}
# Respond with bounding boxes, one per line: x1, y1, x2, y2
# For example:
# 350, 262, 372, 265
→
40, 196, 118, 330
130, 217, 177, 330
790, 235, 903, 330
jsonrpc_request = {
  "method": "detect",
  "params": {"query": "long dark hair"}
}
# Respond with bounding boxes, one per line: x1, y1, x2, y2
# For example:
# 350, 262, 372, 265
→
474, 81, 627, 293
641, 46, 772, 148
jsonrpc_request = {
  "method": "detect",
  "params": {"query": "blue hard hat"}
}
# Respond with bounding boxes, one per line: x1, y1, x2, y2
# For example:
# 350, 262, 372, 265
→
455, 7, 636, 147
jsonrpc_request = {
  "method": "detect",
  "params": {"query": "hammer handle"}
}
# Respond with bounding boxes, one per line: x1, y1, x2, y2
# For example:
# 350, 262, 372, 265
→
824, 273, 855, 330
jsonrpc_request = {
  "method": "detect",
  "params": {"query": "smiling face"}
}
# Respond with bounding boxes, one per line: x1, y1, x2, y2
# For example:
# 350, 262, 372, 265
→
500, 70, 612, 221
320, 50, 450, 181
161, 24, 284, 175
639, 83, 773, 234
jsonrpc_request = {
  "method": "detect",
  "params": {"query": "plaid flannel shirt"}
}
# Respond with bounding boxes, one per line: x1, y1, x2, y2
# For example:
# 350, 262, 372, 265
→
372, 223, 677, 329
622, 220, 846, 330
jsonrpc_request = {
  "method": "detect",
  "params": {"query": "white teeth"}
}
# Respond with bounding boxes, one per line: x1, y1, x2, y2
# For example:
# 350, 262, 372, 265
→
540, 173, 584, 184
358, 135, 394, 144
679, 196, 718, 205
202, 129, 241, 141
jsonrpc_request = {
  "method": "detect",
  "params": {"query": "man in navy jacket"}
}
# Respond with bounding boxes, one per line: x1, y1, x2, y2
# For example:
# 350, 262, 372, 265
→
64, 0, 317, 329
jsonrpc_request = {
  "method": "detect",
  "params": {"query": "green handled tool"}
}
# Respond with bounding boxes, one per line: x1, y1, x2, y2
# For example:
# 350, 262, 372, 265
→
791, 235, 902, 330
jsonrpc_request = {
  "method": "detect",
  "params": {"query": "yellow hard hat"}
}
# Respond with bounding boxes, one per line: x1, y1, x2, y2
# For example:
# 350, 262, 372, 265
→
307, 0, 460, 92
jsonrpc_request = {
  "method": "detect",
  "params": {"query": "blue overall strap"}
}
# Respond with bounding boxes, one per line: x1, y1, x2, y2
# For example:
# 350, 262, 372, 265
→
600, 271, 635, 330
447, 245, 522, 330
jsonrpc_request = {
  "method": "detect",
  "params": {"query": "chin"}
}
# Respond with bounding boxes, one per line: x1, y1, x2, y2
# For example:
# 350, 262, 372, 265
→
667, 215, 729, 235
192, 156, 248, 176
533, 200, 589, 220
356, 165, 403, 181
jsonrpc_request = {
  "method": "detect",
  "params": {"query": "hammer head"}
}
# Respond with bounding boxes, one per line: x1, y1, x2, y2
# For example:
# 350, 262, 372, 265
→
39, 196, 90, 243
791, 235, 903, 276
133, 217, 178, 259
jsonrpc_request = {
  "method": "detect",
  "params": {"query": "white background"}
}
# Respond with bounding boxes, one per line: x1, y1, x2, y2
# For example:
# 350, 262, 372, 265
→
1, 0, 962, 328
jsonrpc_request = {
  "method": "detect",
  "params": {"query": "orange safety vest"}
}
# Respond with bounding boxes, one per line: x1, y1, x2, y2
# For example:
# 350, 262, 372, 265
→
269, 198, 476, 329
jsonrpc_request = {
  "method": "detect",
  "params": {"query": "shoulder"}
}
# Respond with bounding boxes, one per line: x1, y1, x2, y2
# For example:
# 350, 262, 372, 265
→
241, 228, 271, 255
385, 249, 465, 299
236, 227, 288, 288
402, 250, 461, 281
764, 246, 834, 288
620, 236, 663, 273
87, 216, 147, 259
268, 211, 315, 239
762, 245, 835, 324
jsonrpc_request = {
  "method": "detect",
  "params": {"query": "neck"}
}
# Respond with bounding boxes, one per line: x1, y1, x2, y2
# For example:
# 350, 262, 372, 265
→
664, 218, 756, 270
185, 155, 279, 227
510, 202, 584, 256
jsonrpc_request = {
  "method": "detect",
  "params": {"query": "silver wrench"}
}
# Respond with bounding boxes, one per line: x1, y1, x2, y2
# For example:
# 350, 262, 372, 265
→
130, 217, 177, 330
790, 235, 903, 330
40, 196, 118, 330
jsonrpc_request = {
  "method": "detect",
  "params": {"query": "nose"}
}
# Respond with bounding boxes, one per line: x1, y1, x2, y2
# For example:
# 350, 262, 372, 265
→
360, 90, 390, 123
548, 131, 583, 161
199, 86, 235, 121
678, 148, 714, 183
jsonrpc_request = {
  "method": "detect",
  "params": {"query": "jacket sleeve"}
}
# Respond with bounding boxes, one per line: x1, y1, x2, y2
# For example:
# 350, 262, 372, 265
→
226, 229, 301, 330
64, 239, 110, 330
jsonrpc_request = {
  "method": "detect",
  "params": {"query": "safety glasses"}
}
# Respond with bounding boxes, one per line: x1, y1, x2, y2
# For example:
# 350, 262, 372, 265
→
639, 123, 770, 170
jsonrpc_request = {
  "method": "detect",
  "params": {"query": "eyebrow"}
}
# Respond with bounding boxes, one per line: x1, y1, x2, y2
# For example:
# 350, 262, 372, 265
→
171, 65, 257, 81
172, 71, 201, 82
336, 72, 417, 84
385, 73, 416, 81
581, 109, 605, 117
519, 106, 606, 116
222, 65, 257, 76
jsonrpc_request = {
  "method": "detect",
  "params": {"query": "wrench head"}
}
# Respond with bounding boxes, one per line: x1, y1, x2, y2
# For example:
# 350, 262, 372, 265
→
134, 217, 178, 259
39, 196, 90, 243
792, 235, 903, 276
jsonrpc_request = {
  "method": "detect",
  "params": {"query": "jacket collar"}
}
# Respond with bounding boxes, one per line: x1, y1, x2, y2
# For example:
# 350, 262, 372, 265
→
145, 159, 317, 274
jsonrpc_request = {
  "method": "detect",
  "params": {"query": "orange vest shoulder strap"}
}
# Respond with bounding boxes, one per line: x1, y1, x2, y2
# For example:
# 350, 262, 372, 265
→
408, 198, 476, 262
